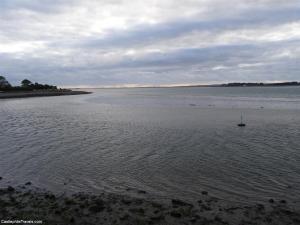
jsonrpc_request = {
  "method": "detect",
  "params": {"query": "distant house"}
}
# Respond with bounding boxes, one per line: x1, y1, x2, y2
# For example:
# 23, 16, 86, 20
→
0, 76, 11, 89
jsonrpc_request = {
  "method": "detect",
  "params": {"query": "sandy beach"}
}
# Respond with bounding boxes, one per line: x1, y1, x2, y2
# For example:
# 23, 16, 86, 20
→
0, 90, 91, 99
0, 181, 299, 225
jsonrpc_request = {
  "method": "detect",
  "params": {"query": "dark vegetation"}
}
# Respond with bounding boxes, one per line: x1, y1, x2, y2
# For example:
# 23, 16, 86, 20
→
0, 76, 58, 92
221, 81, 300, 87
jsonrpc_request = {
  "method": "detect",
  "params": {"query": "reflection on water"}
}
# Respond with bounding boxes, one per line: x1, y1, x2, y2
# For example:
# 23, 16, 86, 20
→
0, 87, 300, 205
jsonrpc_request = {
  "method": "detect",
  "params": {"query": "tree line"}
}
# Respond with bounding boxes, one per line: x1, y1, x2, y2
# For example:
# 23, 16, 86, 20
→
0, 76, 58, 91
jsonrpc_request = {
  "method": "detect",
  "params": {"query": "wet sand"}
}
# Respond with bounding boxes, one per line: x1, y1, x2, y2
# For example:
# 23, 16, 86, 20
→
0, 90, 91, 99
0, 182, 299, 225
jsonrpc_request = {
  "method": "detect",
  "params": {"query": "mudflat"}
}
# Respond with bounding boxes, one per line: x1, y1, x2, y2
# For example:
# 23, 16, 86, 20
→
0, 184, 299, 225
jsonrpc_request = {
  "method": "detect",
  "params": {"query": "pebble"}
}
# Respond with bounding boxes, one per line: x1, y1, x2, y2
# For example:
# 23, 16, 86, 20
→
120, 214, 129, 221
150, 215, 164, 221
7, 186, 15, 192
121, 199, 132, 205
89, 204, 105, 213
170, 211, 181, 218
172, 199, 193, 207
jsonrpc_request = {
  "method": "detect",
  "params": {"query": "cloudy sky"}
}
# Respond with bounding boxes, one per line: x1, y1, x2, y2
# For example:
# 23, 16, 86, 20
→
0, 0, 300, 87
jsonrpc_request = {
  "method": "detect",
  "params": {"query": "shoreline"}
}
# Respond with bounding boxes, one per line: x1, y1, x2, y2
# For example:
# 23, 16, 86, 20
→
0, 90, 92, 99
0, 182, 299, 225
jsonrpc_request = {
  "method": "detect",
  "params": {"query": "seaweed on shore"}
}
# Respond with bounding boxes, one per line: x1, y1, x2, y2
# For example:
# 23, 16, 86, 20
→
0, 183, 299, 225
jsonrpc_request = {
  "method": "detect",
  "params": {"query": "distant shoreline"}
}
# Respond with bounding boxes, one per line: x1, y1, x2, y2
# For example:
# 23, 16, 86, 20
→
69, 81, 300, 89
0, 90, 92, 99
156, 81, 300, 88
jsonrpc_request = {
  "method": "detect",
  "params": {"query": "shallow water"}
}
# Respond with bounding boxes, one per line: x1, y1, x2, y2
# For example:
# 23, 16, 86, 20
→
0, 87, 300, 205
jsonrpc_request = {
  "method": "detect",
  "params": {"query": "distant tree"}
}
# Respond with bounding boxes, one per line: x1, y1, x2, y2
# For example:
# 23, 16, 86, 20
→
0, 76, 11, 89
21, 79, 32, 87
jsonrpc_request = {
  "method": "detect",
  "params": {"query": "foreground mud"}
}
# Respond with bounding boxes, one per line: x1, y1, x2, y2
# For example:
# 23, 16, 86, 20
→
0, 183, 299, 225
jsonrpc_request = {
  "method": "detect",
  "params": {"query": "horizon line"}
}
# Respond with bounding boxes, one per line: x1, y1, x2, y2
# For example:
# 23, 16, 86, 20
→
64, 80, 300, 89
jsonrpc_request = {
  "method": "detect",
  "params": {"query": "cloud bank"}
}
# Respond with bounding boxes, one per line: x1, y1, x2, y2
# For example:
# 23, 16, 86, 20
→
0, 0, 300, 87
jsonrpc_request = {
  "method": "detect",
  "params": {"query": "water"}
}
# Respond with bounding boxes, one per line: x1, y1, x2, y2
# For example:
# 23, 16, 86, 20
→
0, 87, 300, 205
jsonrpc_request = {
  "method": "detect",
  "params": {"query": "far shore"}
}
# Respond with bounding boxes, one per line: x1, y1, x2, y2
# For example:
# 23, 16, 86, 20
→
0, 90, 92, 99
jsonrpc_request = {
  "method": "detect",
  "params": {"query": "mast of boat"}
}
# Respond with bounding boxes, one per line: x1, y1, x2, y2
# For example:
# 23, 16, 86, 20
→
238, 112, 246, 126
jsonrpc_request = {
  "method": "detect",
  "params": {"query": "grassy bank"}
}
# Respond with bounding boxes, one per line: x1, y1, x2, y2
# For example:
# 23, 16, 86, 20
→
0, 90, 91, 99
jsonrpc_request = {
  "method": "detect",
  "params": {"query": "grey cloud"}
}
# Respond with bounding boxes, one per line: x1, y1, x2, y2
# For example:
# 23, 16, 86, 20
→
0, 0, 75, 14
77, 6, 300, 49
2, 39, 299, 86
0, 0, 300, 86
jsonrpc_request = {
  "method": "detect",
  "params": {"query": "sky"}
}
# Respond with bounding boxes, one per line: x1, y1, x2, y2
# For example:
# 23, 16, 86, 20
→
0, 0, 300, 87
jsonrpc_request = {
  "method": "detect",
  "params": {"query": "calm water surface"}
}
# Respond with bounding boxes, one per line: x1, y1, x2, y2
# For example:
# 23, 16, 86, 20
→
0, 87, 300, 205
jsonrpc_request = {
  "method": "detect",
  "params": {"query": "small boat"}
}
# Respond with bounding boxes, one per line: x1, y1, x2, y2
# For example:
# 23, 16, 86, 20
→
238, 113, 246, 127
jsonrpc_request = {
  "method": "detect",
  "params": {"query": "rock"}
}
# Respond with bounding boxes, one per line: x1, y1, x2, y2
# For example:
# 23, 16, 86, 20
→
150, 215, 164, 221
7, 186, 15, 192
134, 199, 143, 205
208, 197, 219, 203
293, 218, 300, 224
225, 207, 241, 211
120, 214, 129, 221
256, 204, 265, 210
201, 205, 212, 211
121, 199, 132, 205
151, 202, 162, 208
265, 216, 272, 223
89, 199, 105, 213
45, 193, 56, 200
64, 198, 75, 205
9, 196, 16, 203
281, 209, 292, 216
214, 216, 224, 222
190, 217, 197, 223
25, 182, 32, 185
129, 208, 145, 215
170, 211, 181, 218
89, 204, 105, 213
172, 199, 193, 207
